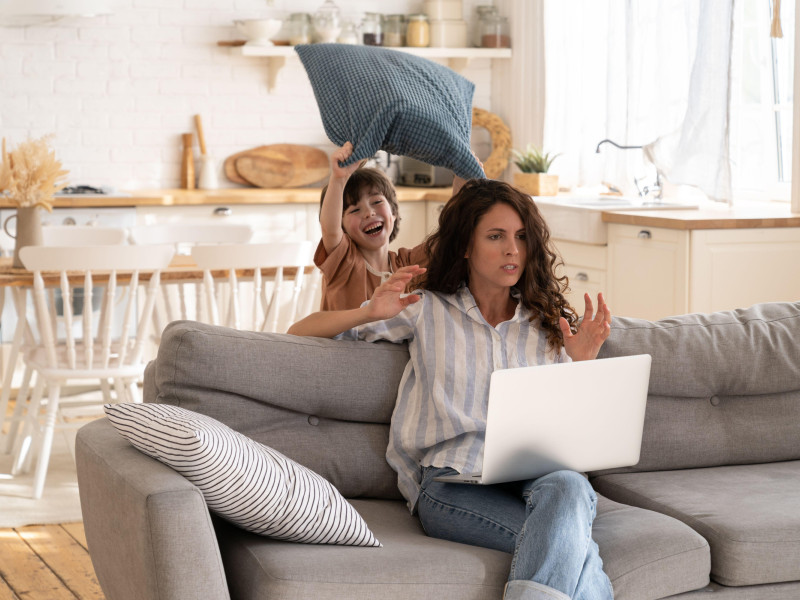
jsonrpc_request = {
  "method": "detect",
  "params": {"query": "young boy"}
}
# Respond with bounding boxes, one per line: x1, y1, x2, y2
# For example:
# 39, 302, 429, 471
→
315, 142, 468, 311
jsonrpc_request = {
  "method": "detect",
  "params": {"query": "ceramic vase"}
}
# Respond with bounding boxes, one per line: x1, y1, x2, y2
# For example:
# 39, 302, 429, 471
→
4, 206, 44, 268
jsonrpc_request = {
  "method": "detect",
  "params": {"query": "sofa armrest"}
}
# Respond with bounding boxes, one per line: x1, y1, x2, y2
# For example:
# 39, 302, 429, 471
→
76, 418, 230, 600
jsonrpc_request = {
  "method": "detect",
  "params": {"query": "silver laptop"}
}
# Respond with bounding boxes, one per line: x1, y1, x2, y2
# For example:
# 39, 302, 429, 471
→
433, 354, 652, 485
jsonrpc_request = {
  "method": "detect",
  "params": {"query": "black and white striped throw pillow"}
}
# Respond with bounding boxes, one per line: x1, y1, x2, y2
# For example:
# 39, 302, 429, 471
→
103, 403, 380, 547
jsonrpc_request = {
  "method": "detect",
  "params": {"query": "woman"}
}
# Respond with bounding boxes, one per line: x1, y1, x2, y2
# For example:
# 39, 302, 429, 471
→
289, 179, 613, 600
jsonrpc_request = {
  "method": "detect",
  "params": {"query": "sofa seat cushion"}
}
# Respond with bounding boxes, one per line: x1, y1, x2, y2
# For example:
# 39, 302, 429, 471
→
593, 495, 709, 599
213, 495, 709, 600
592, 461, 800, 587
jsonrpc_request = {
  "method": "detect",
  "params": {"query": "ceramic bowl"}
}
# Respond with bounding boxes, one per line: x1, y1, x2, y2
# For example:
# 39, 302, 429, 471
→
234, 18, 282, 45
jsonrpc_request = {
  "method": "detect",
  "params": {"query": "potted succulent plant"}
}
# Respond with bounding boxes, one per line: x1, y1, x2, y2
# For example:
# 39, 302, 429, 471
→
511, 144, 560, 196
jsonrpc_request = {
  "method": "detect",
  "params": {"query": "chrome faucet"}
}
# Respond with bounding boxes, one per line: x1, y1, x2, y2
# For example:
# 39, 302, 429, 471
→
595, 139, 663, 202
595, 139, 643, 153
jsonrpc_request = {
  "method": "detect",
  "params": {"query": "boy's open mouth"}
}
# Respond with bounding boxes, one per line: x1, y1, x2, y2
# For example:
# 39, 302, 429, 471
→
363, 223, 384, 236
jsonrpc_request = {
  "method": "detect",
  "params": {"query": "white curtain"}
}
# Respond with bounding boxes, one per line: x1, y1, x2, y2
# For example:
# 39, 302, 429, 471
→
543, 0, 734, 203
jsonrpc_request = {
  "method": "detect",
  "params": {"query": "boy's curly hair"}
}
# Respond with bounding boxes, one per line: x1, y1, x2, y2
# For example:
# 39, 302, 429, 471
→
420, 179, 576, 350
319, 167, 401, 242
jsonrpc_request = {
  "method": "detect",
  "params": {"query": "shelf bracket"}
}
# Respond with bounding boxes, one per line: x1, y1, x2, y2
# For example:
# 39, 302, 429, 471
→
266, 56, 286, 92
447, 57, 470, 73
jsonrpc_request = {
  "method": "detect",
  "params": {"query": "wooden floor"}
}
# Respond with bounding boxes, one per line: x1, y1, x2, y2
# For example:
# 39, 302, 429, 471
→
0, 521, 104, 599
1, 396, 105, 599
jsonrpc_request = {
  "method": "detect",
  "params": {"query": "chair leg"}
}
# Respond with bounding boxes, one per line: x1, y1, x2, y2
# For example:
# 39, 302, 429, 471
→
113, 378, 126, 403
126, 379, 140, 403
100, 379, 113, 404
31, 383, 62, 499
2, 365, 34, 454
11, 375, 45, 475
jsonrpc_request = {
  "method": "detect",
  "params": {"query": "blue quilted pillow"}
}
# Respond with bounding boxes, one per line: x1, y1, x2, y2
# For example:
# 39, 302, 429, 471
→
295, 44, 485, 180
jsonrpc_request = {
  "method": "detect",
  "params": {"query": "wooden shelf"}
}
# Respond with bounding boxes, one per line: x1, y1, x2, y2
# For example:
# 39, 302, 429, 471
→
232, 44, 512, 91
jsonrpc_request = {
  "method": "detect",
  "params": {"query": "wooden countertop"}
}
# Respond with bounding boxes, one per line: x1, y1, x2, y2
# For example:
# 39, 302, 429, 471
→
0, 187, 454, 209
601, 203, 800, 230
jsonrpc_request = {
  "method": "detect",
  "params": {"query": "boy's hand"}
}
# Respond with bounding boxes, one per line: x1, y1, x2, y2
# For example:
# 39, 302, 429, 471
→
365, 265, 427, 321
559, 293, 611, 361
331, 142, 363, 181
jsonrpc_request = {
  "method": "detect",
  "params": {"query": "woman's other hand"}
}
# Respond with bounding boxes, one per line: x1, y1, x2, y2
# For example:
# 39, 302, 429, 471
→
366, 265, 427, 321
559, 292, 611, 361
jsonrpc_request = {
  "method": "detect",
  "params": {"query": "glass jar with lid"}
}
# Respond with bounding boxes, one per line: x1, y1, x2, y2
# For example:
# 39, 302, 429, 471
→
474, 5, 498, 47
312, 0, 341, 43
287, 12, 312, 45
480, 14, 511, 48
337, 20, 359, 44
405, 14, 430, 48
361, 12, 383, 46
383, 14, 406, 47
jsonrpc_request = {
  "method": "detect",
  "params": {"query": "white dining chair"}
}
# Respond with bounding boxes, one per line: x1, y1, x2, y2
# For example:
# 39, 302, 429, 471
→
0, 226, 130, 456
129, 223, 255, 338
191, 241, 319, 333
129, 223, 254, 254
10, 243, 174, 499
42, 225, 128, 246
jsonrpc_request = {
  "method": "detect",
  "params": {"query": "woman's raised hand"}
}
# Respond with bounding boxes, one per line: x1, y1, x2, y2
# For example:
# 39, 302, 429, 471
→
366, 265, 427, 321
559, 292, 612, 361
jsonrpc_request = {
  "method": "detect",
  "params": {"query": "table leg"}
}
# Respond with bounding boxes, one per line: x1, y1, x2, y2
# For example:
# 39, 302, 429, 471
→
0, 288, 32, 453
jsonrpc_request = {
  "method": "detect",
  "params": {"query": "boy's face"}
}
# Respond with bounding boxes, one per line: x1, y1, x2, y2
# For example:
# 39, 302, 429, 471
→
341, 186, 396, 252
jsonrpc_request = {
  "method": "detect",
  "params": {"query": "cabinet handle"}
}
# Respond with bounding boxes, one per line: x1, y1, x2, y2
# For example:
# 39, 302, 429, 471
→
637, 230, 652, 239
575, 272, 589, 282
213, 207, 232, 217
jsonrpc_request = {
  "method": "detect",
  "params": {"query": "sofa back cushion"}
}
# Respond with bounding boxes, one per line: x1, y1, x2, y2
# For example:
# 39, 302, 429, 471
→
593, 301, 800, 475
148, 321, 410, 500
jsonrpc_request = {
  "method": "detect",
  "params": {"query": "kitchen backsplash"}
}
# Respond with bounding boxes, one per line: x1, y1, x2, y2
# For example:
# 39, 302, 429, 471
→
0, 0, 496, 190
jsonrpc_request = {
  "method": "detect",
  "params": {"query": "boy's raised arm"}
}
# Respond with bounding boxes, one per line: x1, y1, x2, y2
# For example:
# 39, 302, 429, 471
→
320, 142, 362, 254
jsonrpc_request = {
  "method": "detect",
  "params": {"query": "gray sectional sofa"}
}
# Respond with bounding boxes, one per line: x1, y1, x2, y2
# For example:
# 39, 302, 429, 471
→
76, 301, 800, 600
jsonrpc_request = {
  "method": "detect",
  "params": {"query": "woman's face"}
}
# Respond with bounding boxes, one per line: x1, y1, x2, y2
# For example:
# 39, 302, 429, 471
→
465, 202, 526, 293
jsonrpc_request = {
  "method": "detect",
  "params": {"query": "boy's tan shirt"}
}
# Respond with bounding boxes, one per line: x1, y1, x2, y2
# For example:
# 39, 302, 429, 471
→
314, 235, 428, 311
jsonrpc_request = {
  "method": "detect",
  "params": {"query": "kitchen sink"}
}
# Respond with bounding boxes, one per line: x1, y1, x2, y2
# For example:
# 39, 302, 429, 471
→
532, 196, 699, 244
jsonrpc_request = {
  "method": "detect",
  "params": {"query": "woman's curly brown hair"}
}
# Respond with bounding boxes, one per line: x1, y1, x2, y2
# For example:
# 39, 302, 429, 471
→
420, 179, 576, 350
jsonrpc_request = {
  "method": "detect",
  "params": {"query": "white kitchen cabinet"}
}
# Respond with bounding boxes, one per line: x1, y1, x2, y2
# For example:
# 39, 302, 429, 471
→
551, 240, 608, 311
136, 200, 438, 252
391, 202, 429, 251
607, 224, 689, 320
136, 204, 310, 244
689, 228, 800, 312
608, 223, 800, 320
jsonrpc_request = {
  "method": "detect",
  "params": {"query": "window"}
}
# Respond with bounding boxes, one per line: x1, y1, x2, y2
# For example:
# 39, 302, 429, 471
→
730, 0, 794, 202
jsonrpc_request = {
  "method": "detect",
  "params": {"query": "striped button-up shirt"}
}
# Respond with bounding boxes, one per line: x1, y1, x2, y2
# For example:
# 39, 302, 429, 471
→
340, 285, 569, 512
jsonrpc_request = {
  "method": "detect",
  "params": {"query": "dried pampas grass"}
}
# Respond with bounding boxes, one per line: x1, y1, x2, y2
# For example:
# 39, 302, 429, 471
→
0, 135, 69, 212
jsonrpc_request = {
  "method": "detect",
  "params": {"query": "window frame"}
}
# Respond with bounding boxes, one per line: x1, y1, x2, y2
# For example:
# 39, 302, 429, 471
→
792, 0, 800, 212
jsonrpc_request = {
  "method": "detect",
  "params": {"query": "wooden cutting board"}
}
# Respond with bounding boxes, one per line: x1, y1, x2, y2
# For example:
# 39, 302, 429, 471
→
224, 144, 330, 188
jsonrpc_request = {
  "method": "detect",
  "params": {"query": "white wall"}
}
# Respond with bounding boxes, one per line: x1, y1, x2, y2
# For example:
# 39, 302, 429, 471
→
0, 0, 499, 190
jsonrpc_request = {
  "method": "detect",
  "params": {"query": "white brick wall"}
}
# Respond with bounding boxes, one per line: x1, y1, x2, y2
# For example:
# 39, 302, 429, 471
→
0, 0, 500, 190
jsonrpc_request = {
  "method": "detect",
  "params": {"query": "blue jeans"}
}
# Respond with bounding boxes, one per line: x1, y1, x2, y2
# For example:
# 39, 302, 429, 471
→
417, 467, 613, 600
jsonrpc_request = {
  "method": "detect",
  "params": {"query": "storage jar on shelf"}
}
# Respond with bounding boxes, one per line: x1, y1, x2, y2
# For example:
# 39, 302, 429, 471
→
423, 0, 463, 20
474, 5, 498, 47
480, 14, 511, 48
361, 12, 383, 46
287, 12, 311, 45
383, 14, 406, 47
429, 19, 467, 48
312, 0, 341, 43
405, 14, 430, 47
